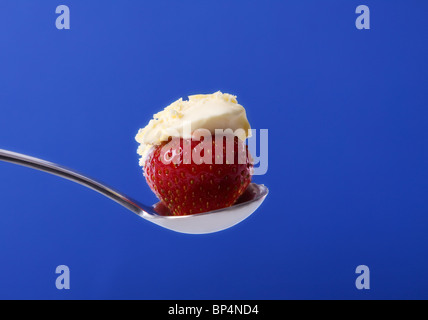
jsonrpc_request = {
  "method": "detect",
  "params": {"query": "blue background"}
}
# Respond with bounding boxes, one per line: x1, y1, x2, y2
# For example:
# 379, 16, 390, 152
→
0, 0, 427, 299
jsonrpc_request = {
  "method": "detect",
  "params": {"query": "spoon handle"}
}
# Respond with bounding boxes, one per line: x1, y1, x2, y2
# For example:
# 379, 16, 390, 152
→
0, 149, 150, 216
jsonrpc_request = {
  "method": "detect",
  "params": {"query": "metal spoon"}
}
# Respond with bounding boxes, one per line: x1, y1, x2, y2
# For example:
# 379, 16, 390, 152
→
0, 149, 268, 234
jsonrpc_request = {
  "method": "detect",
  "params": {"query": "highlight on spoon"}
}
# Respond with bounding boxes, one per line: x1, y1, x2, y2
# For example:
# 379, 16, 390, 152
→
147, 183, 269, 234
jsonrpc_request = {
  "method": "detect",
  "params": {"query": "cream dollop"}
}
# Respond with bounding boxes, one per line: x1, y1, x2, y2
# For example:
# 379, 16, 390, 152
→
135, 91, 251, 166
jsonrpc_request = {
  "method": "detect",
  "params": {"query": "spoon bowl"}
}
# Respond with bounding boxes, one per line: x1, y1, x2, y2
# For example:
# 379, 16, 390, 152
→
0, 149, 268, 234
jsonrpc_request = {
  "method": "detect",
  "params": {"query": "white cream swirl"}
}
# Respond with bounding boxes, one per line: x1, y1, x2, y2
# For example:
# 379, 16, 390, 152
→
135, 91, 251, 166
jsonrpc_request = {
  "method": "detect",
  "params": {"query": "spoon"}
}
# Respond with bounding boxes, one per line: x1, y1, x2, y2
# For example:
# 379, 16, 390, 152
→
0, 149, 268, 234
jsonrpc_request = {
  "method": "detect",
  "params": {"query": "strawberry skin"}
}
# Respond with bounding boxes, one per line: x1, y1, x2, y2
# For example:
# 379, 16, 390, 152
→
144, 135, 253, 216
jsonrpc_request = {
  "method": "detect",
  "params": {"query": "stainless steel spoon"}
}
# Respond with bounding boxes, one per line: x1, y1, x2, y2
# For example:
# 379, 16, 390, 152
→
0, 149, 268, 234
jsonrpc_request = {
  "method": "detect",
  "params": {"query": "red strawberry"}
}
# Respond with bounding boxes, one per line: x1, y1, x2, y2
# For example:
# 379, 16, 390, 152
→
144, 134, 253, 216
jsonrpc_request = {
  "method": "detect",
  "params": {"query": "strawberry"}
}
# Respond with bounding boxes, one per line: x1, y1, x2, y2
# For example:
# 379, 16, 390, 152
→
144, 135, 253, 216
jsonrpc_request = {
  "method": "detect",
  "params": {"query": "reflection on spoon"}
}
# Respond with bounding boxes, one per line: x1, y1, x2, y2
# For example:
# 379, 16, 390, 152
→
0, 149, 268, 234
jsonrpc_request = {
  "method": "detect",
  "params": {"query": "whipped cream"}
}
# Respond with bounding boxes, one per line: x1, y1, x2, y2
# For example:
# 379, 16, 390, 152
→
135, 91, 251, 166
